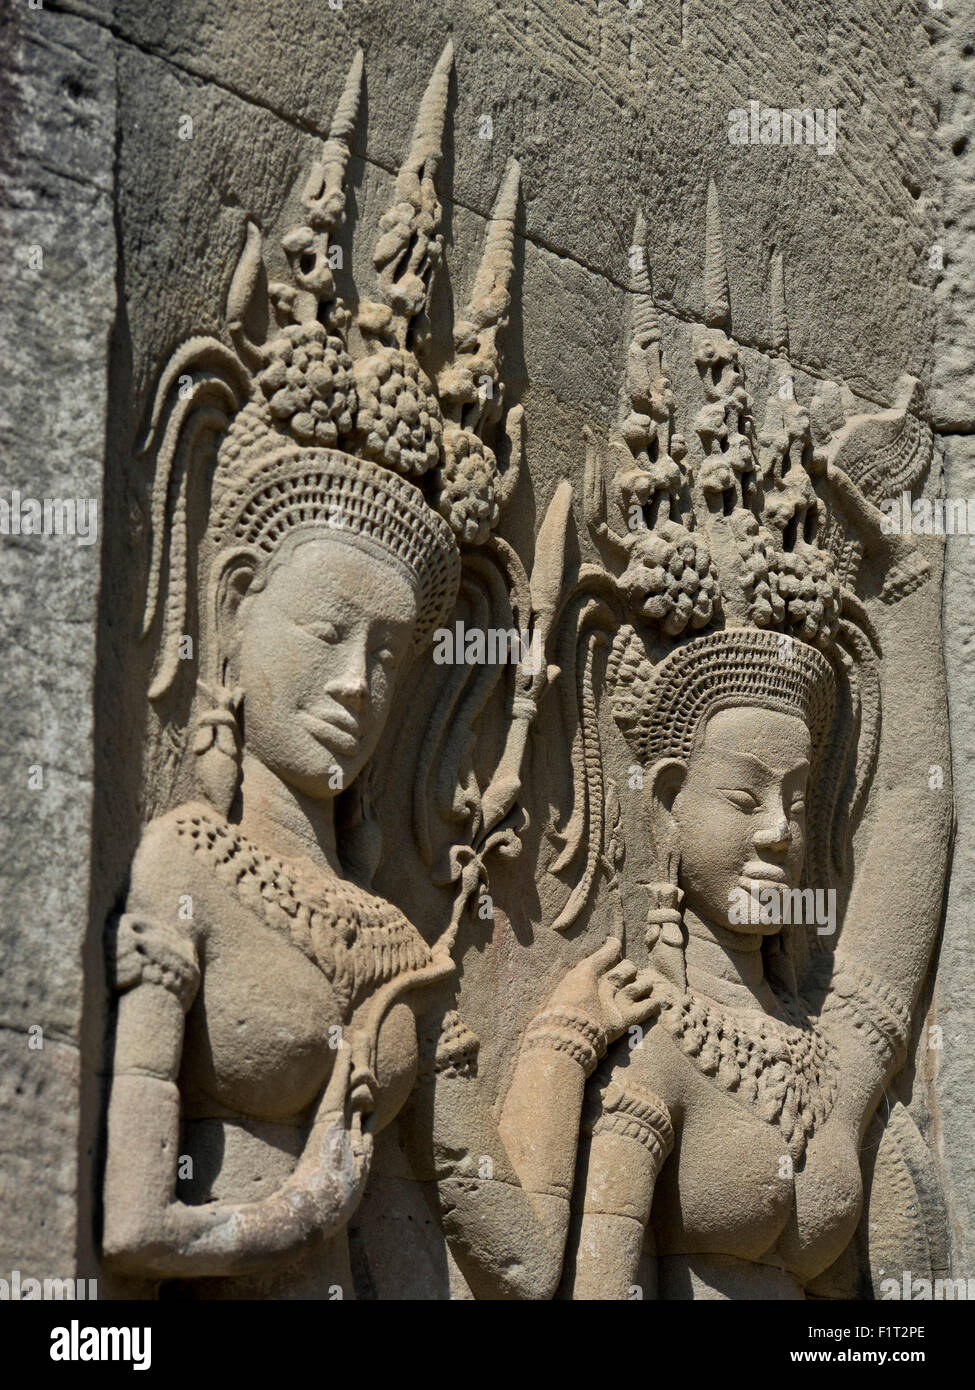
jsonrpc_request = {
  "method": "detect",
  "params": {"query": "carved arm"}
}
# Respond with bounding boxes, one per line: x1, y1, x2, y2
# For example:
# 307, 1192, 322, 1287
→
810, 462, 952, 1127
403, 939, 657, 1298
561, 1063, 674, 1300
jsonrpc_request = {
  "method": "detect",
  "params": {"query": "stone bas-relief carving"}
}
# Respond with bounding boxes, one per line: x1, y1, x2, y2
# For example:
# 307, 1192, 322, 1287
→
102, 46, 661, 1300
99, 43, 953, 1302
545, 197, 951, 1299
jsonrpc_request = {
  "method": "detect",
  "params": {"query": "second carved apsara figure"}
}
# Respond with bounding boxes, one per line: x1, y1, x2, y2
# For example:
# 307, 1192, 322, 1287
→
554, 194, 950, 1300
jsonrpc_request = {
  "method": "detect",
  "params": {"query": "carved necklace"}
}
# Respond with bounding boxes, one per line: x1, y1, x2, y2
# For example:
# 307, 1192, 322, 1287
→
653, 977, 838, 1158
175, 807, 432, 1015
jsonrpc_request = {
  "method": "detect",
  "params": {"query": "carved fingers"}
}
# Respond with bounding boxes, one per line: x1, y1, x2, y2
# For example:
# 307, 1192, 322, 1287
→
297, 1120, 374, 1236
544, 938, 656, 1044
546, 936, 622, 1017
611, 969, 661, 1031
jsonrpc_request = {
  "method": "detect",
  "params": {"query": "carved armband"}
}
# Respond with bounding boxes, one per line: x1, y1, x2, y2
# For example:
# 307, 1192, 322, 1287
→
434, 1011, 480, 1079
523, 1007, 608, 1078
820, 957, 912, 1075
588, 1078, 674, 1172
108, 913, 200, 1012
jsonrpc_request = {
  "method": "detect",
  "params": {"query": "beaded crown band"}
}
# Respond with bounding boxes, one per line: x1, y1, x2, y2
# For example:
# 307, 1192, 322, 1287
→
139, 44, 521, 700
208, 447, 459, 647
608, 627, 835, 769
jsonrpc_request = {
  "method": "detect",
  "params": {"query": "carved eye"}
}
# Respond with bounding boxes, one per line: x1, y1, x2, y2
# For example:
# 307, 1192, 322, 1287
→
721, 789, 759, 812
306, 621, 340, 644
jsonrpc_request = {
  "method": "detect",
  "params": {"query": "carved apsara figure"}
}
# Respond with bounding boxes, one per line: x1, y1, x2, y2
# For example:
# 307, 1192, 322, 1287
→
102, 46, 660, 1301
102, 50, 468, 1298
555, 195, 950, 1300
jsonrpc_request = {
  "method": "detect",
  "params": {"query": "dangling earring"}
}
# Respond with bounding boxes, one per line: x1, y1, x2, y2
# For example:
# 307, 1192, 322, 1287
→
644, 844, 687, 991
192, 679, 243, 816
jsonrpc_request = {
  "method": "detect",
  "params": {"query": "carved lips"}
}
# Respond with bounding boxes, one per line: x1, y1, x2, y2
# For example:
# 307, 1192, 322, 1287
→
298, 707, 363, 757
738, 860, 793, 896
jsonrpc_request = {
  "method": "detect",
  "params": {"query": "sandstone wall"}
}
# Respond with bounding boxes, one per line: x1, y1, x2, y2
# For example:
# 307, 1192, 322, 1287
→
1, 0, 971, 1291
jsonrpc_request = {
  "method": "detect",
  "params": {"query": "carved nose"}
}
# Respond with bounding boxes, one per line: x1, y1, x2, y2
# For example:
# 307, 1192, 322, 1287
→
330, 657, 369, 706
336, 674, 368, 705
753, 817, 791, 853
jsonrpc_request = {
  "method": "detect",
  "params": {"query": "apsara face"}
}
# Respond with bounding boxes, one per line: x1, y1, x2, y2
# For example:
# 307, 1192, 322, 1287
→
234, 534, 418, 799
669, 706, 811, 934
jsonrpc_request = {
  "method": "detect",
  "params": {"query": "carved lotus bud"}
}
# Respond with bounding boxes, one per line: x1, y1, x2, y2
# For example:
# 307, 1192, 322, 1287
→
374, 201, 444, 322
774, 544, 841, 647
436, 424, 500, 545
694, 331, 722, 368
620, 521, 718, 635
730, 511, 786, 628
621, 410, 653, 456
650, 376, 677, 424
282, 224, 338, 300
256, 322, 357, 448
620, 451, 682, 506
699, 450, 737, 497
695, 400, 729, 457
354, 347, 443, 476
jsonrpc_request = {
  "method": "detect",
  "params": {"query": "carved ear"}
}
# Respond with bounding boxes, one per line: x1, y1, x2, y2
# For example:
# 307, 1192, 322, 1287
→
648, 757, 686, 818
646, 757, 686, 887
208, 546, 261, 680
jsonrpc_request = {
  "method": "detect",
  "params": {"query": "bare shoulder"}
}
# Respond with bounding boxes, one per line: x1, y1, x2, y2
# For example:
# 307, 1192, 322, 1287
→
123, 801, 222, 943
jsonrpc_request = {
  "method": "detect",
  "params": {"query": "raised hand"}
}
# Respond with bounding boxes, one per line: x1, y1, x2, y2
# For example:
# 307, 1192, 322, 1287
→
545, 937, 659, 1044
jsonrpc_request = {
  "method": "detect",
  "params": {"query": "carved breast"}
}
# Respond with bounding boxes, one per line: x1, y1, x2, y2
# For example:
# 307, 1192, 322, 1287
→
154, 806, 429, 1128
634, 988, 861, 1283
182, 904, 344, 1122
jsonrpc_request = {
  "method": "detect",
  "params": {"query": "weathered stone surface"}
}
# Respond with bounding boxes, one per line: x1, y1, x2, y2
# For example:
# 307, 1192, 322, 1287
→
0, 1027, 82, 1280
1, 0, 972, 1306
0, 2, 115, 1276
64, 0, 940, 402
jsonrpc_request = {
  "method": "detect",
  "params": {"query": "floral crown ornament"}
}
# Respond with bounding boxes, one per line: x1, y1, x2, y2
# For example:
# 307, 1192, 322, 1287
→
550, 179, 925, 939
586, 187, 842, 771
589, 210, 720, 639
139, 43, 523, 705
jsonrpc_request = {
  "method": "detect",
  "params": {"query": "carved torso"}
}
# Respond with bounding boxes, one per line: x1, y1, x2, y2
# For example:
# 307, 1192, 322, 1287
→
118, 803, 431, 1192
614, 976, 862, 1294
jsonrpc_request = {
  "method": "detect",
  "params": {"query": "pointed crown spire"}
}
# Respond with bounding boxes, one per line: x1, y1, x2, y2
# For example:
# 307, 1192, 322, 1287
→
704, 176, 730, 328
139, 45, 521, 701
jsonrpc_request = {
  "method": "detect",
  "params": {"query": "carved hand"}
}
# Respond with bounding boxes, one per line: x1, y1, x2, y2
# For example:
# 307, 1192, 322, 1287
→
544, 937, 658, 1045
289, 1037, 375, 1229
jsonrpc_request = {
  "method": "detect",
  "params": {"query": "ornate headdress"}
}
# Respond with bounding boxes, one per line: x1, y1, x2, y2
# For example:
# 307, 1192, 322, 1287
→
553, 180, 930, 938
140, 44, 521, 705
595, 184, 841, 769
